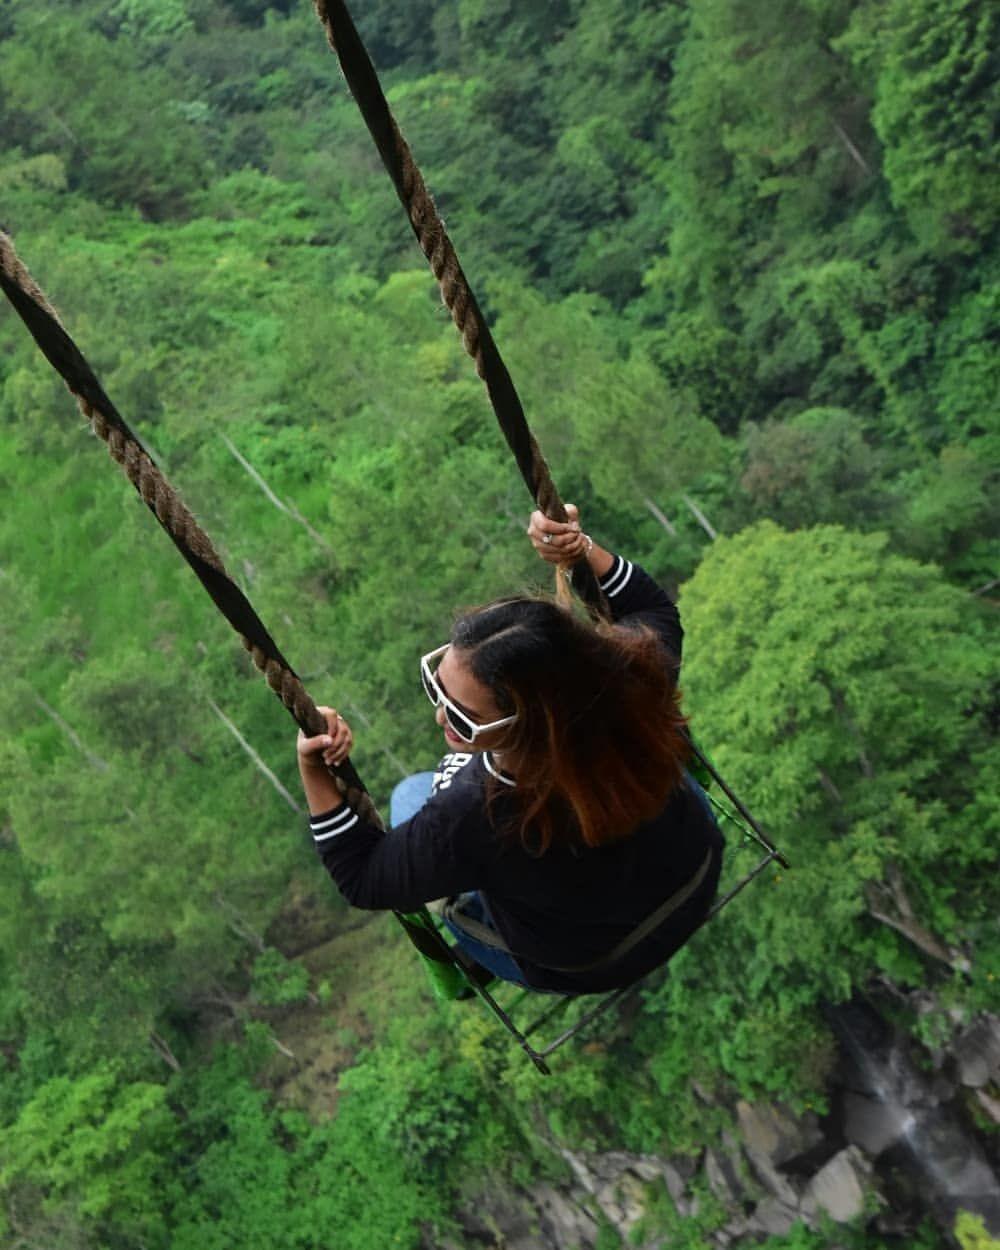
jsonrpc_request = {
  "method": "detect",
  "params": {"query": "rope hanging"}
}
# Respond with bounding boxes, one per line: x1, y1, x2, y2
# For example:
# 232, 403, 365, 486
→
0, 231, 379, 825
1, 232, 508, 988
2, 16, 789, 1056
313, 0, 607, 619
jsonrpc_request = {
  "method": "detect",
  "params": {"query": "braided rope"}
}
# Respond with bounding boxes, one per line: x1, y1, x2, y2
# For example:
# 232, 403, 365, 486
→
313, 0, 607, 617
0, 231, 382, 831
392, 156, 562, 521
0, 235, 59, 321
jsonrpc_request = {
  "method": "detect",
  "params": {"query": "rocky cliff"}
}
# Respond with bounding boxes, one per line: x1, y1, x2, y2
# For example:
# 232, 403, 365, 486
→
440, 1005, 1000, 1249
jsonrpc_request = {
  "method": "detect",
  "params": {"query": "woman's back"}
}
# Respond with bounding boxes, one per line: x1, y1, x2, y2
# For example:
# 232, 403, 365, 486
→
299, 522, 725, 993
426, 749, 724, 992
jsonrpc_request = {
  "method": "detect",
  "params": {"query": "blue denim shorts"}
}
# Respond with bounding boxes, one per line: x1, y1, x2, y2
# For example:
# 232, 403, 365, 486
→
389, 772, 530, 986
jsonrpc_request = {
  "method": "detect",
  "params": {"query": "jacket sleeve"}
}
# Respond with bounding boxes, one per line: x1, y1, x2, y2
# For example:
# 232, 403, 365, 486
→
598, 554, 683, 674
309, 783, 488, 911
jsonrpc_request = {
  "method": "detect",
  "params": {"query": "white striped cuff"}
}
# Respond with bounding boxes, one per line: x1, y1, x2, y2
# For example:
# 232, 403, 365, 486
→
598, 555, 633, 598
310, 804, 359, 843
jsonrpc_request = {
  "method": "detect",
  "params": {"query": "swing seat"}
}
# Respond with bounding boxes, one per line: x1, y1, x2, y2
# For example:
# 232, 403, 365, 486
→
424, 758, 786, 1073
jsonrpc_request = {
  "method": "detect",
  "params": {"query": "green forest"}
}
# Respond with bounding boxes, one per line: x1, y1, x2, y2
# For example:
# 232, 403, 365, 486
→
1, 0, 998, 1246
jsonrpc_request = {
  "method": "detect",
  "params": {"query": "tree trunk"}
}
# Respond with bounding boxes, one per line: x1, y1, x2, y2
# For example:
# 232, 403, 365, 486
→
215, 895, 268, 954
149, 1030, 182, 1072
30, 692, 109, 772
221, 434, 332, 551
209, 698, 303, 813
866, 864, 969, 972
817, 769, 843, 803
642, 495, 678, 537
682, 494, 717, 540
832, 120, 872, 176
270, 1033, 296, 1061
824, 683, 874, 779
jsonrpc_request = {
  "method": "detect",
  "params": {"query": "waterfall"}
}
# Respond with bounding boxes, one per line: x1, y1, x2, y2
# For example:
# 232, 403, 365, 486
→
825, 997, 1000, 1235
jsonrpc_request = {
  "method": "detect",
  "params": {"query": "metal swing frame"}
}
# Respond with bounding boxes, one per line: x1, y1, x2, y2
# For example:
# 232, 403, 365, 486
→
432, 742, 790, 1076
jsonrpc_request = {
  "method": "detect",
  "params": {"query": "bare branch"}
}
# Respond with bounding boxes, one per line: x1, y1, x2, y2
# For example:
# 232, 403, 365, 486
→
208, 698, 304, 813
270, 1033, 296, 1061
817, 769, 843, 804
222, 433, 289, 515
30, 692, 109, 772
832, 121, 872, 176
48, 109, 85, 151
192, 991, 242, 1016
149, 1030, 182, 1073
865, 868, 970, 972
642, 495, 678, 537
824, 683, 875, 779
305, 675, 413, 780
975, 1087, 1000, 1126
221, 434, 332, 551
216, 895, 268, 953
682, 494, 718, 540
340, 692, 412, 779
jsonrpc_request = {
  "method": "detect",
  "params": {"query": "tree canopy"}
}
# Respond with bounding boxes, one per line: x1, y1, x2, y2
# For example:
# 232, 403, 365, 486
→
1, 1, 997, 1246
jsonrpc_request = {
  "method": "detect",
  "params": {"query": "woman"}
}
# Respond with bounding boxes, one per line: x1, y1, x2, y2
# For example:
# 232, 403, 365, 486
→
296, 508, 723, 994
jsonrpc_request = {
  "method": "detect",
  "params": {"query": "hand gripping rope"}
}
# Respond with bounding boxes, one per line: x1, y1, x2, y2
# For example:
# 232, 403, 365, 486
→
310, 0, 789, 1067
312, 0, 608, 619
0, 232, 472, 1003
1, 1, 789, 1071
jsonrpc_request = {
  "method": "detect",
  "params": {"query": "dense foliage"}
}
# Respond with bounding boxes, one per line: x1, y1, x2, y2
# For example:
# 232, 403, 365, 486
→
0, 1, 996, 1246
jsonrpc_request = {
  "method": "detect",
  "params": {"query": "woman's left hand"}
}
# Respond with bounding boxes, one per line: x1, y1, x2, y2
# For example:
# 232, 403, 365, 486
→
297, 706, 354, 772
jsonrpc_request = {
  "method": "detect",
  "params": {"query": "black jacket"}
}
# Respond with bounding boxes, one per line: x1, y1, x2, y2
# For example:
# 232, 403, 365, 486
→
310, 556, 724, 992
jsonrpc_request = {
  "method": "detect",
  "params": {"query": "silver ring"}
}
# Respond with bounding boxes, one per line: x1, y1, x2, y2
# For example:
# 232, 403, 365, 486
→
542, 533, 553, 545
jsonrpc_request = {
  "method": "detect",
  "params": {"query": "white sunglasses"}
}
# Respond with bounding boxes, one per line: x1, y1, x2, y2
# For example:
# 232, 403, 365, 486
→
419, 644, 517, 744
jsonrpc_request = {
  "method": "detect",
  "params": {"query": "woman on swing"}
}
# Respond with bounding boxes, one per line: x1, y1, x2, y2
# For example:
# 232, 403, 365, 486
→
296, 508, 723, 994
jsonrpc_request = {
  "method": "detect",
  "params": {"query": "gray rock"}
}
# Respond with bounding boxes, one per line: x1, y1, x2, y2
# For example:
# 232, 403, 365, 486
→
671, 1153, 700, 1182
801, 1147, 869, 1223
559, 1148, 598, 1196
736, 1099, 825, 1168
743, 1150, 800, 1209
691, 1079, 717, 1104
843, 1089, 914, 1156
657, 1162, 688, 1205
589, 1150, 640, 1185
594, 1172, 648, 1232
975, 1087, 1000, 1127
720, 1216, 751, 1242
748, 1196, 799, 1236
704, 1147, 745, 1207
630, 1157, 667, 1184
556, 1149, 674, 1240
452, 1187, 542, 1250
954, 1016, 1000, 1089
735, 1099, 820, 1211
535, 1184, 599, 1250
508, 1233, 550, 1250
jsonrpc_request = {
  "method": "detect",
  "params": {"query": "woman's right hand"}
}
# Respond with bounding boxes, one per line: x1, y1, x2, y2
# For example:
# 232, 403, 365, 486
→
527, 504, 590, 565
297, 706, 354, 773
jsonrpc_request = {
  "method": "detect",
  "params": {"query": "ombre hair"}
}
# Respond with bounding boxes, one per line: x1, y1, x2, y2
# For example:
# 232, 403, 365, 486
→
450, 597, 689, 853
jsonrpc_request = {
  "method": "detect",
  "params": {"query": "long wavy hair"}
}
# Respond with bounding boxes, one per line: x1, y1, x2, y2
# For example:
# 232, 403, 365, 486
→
450, 596, 690, 852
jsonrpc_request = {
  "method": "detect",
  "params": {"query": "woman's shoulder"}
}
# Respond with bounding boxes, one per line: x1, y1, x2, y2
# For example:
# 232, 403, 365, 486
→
430, 750, 484, 798
644, 779, 725, 858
